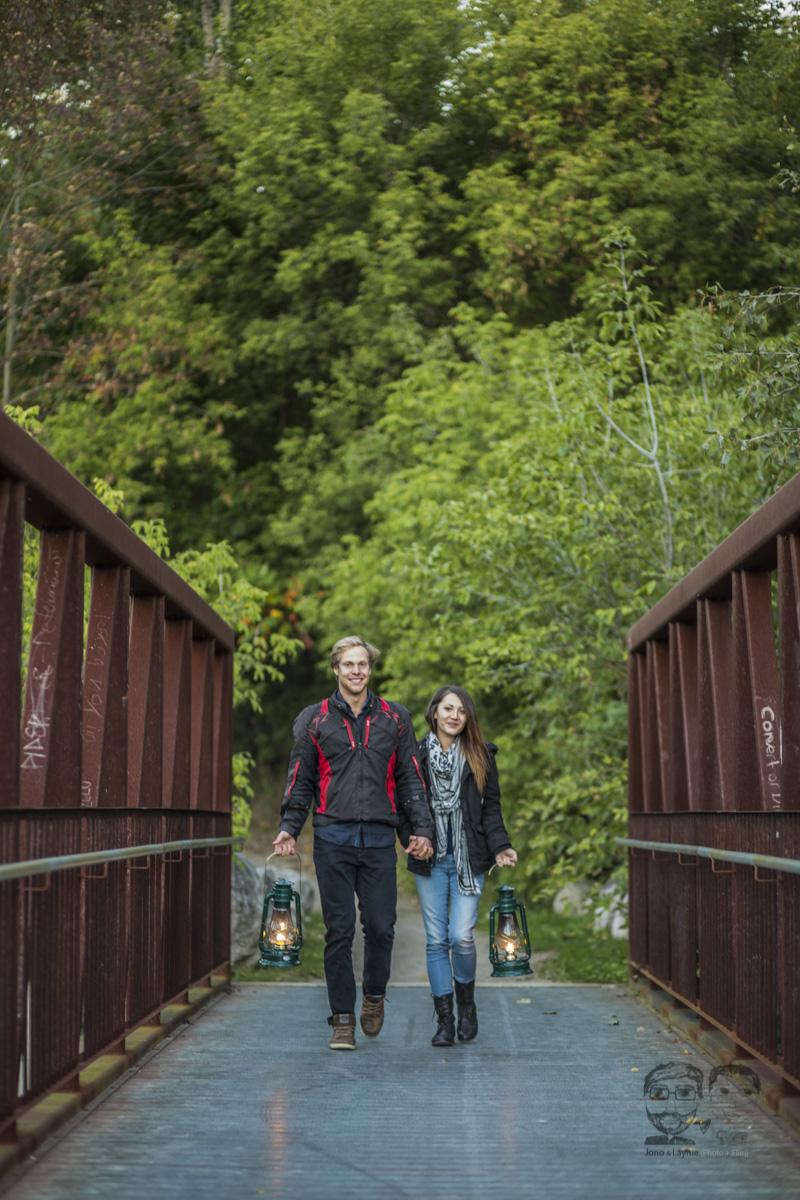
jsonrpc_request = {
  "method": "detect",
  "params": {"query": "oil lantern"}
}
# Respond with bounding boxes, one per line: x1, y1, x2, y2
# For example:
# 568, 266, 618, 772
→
258, 867, 303, 968
489, 884, 533, 977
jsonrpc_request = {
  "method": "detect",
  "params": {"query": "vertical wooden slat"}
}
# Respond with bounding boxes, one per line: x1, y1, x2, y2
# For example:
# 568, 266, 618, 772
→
82, 566, 129, 809
20, 529, 85, 809
128, 595, 164, 809
213, 651, 233, 813
670, 622, 698, 811
734, 571, 781, 812
163, 619, 192, 809
127, 811, 164, 1026
734, 814, 779, 1059
645, 641, 670, 812
778, 535, 800, 811
83, 812, 128, 1057
627, 846, 648, 966
189, 814, 213, 982
669, 857, 698, 1004
24, 813, 82, 1097
0, 822, 21, 1122
627, 653, 645, 813
782, 819, 800, 1080
162, 812, 191, 1003
696, 814, 736, 1032
697, 598, 734, 811
0, 480, 24, 810
190, 640, 214, 811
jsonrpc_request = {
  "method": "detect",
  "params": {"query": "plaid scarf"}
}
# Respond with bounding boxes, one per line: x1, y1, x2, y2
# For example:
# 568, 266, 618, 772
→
425, 732, 479, 896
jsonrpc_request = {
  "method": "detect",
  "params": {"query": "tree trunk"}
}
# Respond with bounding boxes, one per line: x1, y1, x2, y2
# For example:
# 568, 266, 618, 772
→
201, 0, 215, 56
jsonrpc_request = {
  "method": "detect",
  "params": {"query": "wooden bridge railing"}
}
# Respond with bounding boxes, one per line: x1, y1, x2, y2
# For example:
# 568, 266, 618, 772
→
0, 411, 236, 1144
626, 471, 800, 1093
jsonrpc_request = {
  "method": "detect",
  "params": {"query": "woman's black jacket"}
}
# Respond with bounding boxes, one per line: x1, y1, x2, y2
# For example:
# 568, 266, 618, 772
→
397, 739, 512, 877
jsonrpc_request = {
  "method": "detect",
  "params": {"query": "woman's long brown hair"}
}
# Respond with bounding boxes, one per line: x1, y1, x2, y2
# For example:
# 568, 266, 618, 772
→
424, 685, 491, 794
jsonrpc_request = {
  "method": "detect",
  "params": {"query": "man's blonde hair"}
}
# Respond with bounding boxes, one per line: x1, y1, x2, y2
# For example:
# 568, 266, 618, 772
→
330, 636, 381, 670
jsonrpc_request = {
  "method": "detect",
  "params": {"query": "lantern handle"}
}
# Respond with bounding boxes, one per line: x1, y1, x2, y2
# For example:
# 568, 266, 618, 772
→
264, 850, 303, 890
487, 851, 518, 878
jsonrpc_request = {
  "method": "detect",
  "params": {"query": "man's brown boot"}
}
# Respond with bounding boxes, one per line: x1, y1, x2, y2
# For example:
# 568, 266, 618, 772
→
359, 991, 386, 1038
329, 1013, 356, 1050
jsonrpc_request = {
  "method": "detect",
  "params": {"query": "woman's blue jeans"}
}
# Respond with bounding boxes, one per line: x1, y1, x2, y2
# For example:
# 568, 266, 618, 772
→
414, 854, 484, 997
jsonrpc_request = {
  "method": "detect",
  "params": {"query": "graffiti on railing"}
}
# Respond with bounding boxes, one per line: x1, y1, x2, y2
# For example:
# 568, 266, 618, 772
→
20, 664, 53, 770
758, 705, 781, 810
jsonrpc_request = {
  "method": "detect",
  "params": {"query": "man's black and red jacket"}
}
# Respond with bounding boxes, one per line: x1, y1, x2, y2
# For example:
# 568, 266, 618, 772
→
279, 690, 433, 840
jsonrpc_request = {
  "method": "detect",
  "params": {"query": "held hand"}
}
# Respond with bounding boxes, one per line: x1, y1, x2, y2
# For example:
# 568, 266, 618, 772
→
406, 836, 433, 861
495, 848, 518, 868
273, 830, 297, 857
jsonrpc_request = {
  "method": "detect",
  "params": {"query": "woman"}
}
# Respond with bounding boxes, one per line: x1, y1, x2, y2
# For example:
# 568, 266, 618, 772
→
399, 685, 517, 1046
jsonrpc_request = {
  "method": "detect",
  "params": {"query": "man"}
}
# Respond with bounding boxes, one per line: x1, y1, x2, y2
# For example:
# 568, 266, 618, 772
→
274, 636, 433, 1050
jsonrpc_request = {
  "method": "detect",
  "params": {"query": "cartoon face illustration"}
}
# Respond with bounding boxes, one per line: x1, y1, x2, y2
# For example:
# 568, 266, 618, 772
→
708, 1065, 760, 1143
643, 1063, 704, 1144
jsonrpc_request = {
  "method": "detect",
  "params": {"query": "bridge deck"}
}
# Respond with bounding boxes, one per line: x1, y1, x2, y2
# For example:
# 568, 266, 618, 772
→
3, 983, 799, 1199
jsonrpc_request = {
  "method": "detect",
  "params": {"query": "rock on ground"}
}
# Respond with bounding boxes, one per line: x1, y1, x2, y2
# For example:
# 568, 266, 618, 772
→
230, 852, 263, 968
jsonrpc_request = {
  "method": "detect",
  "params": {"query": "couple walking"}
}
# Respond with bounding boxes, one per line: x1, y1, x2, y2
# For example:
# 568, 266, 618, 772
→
273, 635, 517, 1050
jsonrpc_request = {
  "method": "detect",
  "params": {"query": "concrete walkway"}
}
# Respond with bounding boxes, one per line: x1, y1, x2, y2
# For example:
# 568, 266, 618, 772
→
3, 982, 799, 1200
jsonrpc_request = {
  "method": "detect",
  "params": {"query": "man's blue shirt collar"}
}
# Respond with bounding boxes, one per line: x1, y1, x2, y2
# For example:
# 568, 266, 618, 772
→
334, 688, 372, 721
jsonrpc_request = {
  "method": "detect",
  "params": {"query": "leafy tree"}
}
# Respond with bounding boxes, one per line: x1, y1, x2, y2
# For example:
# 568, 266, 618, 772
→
188, 0, 475, 564
42, 215, 238, 544
307, 240, 763, 893
1, 2, 216, 413
706, 285, 800, 487
455, 0, 800, 323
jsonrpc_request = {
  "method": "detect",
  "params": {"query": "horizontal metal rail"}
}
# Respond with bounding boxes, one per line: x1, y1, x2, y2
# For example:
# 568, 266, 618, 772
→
0, 836, 245, 883
616, 836, 800, 876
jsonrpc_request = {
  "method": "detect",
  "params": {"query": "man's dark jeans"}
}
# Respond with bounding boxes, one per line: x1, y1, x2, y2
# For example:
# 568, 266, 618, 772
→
313, 838, 397, 1018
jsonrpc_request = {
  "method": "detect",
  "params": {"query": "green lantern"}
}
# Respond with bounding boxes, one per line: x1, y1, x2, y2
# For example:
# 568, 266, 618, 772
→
258, 861, 303, 968
489, 884, 533, 978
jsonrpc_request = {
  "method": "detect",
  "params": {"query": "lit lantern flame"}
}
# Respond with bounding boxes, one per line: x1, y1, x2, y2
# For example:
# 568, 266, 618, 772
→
266, 912, 296, 948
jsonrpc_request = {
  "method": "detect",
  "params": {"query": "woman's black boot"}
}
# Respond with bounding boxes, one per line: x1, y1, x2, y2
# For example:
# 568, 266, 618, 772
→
431, 994, 455, 1046
454, 979, 478, 1042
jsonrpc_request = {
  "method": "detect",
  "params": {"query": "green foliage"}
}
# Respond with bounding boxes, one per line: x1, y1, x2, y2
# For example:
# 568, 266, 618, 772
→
705, 282, 800, 485
456, 0, 800, 320
41, 215, 238, 542
528, 907, 629, 985
200, 0, 472, 563
309, 238, 763, 893
231, 751, 255, 843
1, 2, 214, 413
